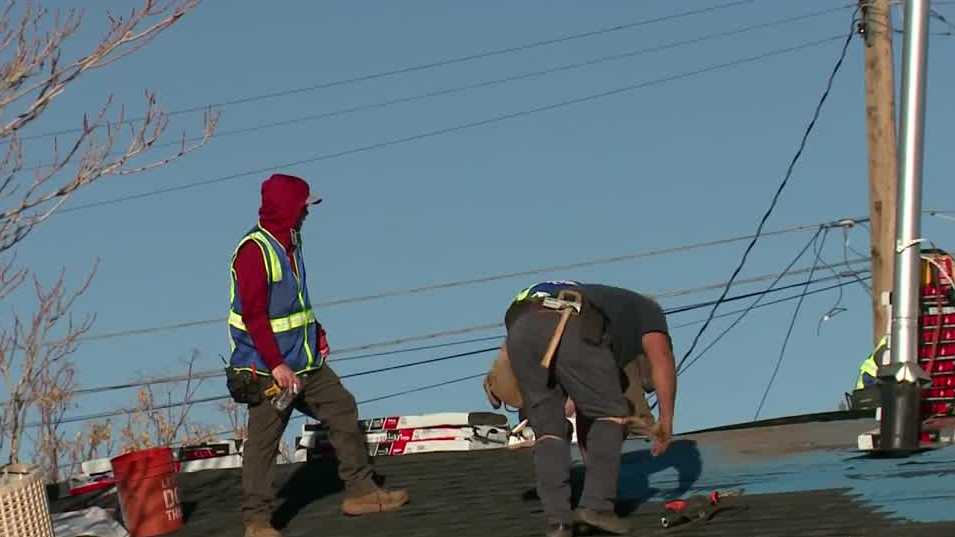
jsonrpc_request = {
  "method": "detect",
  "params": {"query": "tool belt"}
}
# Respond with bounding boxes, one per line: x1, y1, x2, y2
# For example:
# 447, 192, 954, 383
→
485, 290, 654, 412
484, 346, 522, 409
630, 354, 655, 394
523, 295, 606, 347
225, 368, 268, 405
484, 351, 656, 434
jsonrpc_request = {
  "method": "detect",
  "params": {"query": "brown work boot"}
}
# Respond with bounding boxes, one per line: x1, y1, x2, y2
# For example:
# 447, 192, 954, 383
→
341, 486, 409, 515
575, 507, 630, 535
244, 520, 282, 537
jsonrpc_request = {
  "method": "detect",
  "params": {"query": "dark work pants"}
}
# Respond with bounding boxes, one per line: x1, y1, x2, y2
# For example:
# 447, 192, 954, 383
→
508, 311, 629, 524
241, 365, 376, 524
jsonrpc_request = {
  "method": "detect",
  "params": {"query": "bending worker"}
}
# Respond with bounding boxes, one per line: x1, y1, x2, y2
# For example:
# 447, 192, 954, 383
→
226, 174, 409, 537
487, 280, 677, 537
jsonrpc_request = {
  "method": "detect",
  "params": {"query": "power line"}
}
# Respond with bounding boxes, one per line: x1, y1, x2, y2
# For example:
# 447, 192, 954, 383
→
343, 268, 874, 366
677, 227, 824, 376
674, 15, 856, 374
22, 265, 869, 412
25, 347, 499, 428
59, 259, 873, 409
930, 7, 955, 35
21, 272, 869, 425
78, 217, 855, 344
17, 0, 756, 144
753, 232, 825, 420
344, 372, 485, 408
197, 371, 489, 440
674, 274, 874, 379
674, 224, 873, 380
334, 334, 505, 363
649, 273, 871, 410
335, 261, 858, 361
32, 394, 231, 429
59, 268, 869, 413
39, 272, 870, 427
23, 3, 849, 171
671, 277, 870, 332
54, 371, 491, 470
70, 259, 870, 398
928, 209, 955, 223
346, 273, 879, 364
666, 270, 866, 315
655, 256, 866, 303
340, 347, 496, 381
321, 324, 501, 361
58, 34, 845, 215
194, 272, 865, 437
835, 225, 872, 294
265, 275, 885, 383
809, 227, 858, 332
70, 332, 505, 396
334, 259, 867, 363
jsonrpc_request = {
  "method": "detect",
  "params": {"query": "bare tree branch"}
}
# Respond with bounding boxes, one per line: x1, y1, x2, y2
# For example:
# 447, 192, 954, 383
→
62, 419, 112, 478
0, 0, 215, 253
0, 1, 199, 133
218, 399, 248, 441
118, 351, 213, 453
0, 0, 213, 470
0, 262, 95, 465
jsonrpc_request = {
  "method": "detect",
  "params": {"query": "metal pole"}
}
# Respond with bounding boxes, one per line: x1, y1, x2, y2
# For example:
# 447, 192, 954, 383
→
879, 0, 931, 454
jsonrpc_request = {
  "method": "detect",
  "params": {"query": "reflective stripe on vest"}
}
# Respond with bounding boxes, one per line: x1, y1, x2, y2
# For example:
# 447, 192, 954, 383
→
228, 225, 320, 375
228, 309, 315, 333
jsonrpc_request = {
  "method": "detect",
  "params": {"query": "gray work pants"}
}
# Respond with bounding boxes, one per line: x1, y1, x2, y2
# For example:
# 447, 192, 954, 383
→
507, 310, 628, 524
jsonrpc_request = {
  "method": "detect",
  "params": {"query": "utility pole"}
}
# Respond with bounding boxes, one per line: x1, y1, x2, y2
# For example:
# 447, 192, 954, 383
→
860, 0, 898, 346
878, 0, 931, 454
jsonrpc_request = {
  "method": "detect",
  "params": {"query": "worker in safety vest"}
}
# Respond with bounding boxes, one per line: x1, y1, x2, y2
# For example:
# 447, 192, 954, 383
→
855, 336, 888, 389
487, 281, 677, 537
225, 174, 408, 537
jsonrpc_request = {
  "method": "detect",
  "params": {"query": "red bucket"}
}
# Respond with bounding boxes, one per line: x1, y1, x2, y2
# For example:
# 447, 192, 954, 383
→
110, 447, 183, 537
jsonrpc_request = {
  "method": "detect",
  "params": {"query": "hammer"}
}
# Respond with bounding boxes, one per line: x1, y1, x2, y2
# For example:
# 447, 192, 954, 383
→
540, 290, 583, 368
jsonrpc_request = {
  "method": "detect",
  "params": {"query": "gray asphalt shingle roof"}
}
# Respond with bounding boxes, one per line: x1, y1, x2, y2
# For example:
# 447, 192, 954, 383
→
50, 411, 955, 537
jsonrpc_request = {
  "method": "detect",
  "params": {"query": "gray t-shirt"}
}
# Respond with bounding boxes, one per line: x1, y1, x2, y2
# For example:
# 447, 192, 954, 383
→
579, 284, 670, 368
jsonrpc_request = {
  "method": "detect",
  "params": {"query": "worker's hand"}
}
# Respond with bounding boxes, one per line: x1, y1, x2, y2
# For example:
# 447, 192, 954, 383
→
272, 363, 302, 393
650, 417, 673, 457
318, 326, 330, 360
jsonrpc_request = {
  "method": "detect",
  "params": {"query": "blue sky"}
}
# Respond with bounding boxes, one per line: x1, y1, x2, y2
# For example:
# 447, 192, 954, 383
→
6, 1, 955, 447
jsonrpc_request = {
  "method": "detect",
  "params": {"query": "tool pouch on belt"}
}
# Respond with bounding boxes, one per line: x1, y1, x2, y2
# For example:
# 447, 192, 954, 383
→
576, 301, 606, 347
485, 346, 522, 409
225, 368, 265, 405
631, 354, 655, 394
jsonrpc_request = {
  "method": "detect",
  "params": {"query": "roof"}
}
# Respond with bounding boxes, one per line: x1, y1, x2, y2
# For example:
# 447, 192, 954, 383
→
50, 411, 955, 536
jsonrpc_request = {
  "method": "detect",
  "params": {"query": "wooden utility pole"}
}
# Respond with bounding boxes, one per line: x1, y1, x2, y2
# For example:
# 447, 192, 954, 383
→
861, 0, 899, 347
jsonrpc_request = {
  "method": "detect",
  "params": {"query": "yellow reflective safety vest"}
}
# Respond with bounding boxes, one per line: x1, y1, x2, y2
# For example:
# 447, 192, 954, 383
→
228, 226, 321, 375
855, 336, 887, 389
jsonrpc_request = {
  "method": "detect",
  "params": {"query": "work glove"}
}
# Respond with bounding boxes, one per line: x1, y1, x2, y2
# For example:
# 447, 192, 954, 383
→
318, 324, 330, 360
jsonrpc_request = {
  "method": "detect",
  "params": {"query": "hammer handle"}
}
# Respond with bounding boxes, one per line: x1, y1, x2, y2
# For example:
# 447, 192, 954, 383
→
540, 307, 573, 368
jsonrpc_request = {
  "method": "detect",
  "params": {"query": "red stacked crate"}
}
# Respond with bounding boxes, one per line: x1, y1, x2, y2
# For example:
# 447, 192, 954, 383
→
918, 249, 955, 445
